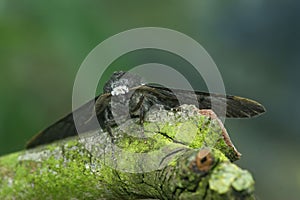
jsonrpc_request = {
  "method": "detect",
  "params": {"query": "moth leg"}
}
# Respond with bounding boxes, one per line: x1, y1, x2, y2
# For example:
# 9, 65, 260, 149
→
136, 92, 158, 124
101, 108, 117, 143
139, 102, 146, 124
130, 93, 147, 125
129, 92, 149, 139
105, 121, 116, 143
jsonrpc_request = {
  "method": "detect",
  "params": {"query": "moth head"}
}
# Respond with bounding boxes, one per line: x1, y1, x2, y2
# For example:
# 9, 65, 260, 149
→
103, 71, 144, 95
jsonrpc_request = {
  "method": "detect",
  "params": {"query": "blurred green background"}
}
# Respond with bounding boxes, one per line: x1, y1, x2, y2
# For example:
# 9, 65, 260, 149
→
0, 1, 299, 199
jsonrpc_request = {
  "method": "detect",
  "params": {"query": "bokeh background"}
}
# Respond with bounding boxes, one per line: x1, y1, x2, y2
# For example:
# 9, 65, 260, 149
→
0, 1, 299, 199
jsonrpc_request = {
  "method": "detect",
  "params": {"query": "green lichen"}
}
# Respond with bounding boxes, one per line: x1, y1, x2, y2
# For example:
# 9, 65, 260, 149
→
0, 141, 106, 199
209, 162, 255, 195
0, 140, 254, 200
115, 133, 172, 153
0, 105, 255, 199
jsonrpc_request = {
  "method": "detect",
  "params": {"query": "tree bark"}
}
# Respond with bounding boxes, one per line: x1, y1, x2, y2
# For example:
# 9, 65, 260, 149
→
0, 105, 255, 199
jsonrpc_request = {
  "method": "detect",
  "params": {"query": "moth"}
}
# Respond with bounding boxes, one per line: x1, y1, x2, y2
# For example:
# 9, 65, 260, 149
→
26, 71, 265, 149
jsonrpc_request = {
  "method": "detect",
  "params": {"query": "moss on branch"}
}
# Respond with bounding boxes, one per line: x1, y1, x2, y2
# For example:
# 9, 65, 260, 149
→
0, 105, 255, 199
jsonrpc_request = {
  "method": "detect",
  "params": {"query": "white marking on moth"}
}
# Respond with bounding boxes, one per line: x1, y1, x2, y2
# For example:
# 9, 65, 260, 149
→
111, 85, 129, 96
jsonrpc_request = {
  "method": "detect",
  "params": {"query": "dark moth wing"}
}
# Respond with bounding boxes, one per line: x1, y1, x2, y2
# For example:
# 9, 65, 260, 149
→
26, 112, 77, 149
26, 85, 265, 149
139, 84, 266, 118
26, 93, 112, 149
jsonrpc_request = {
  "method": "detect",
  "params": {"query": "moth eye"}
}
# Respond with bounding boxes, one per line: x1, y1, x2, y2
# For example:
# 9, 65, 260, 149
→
195, 148, 214, 173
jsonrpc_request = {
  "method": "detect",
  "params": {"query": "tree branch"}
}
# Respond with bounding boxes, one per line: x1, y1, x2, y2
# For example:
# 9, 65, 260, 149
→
0, 105, 255, 199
